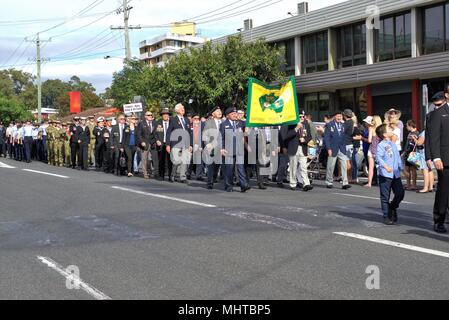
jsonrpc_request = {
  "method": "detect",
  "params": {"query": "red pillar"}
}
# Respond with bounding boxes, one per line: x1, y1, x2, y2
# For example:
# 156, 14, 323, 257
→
411, 79, 421, 130
366, 85, 373, 115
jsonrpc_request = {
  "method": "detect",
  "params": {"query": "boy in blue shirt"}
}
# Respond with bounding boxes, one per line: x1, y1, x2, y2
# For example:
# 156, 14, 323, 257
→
376, 124, 405, 225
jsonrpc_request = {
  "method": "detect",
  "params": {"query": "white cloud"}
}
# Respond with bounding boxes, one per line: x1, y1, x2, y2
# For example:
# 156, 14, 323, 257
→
0, 0, 347, 93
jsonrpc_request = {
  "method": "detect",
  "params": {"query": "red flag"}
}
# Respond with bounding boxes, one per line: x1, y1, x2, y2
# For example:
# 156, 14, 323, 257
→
70, 91, 81, 114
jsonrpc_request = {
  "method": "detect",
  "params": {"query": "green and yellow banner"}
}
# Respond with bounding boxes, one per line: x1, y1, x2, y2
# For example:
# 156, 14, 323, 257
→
246, 76, 300, 127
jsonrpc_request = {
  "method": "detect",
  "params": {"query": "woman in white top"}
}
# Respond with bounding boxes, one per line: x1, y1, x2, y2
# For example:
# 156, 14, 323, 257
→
387, 116, 402, 152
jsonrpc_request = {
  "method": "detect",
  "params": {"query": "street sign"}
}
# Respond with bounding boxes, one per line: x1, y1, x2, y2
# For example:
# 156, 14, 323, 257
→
123, 103, 143, 114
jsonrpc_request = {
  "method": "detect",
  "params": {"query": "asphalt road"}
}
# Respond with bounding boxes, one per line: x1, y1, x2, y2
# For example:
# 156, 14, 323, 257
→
0, 157, 448, 300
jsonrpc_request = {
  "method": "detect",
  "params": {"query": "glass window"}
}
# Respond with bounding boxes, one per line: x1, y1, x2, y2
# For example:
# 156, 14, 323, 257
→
376, 12, 411, 61
302, 32, 328, 74
424, 5, 445, 54
338, 22, 367, 68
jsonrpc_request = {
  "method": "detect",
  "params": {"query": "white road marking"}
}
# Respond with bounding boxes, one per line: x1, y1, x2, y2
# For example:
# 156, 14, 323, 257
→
0, 161, 15, 168
22, 169, 69, 179
220, 210, 317, 230
37, 256, 111, 300
112, 186, 217, 208
334, 232, 449, 259
333, 193, 416, 205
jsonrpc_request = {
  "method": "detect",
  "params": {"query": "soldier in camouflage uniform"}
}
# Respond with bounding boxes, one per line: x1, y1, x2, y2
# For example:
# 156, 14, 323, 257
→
46, 120, 56, 166
54, 121, 64, 167
87, 116, 96, 167
62, 122, 71, 167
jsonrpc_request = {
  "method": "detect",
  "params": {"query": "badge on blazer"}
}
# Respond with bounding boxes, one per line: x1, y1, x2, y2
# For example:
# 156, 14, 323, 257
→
113, 132, 118, 136
125, 129, 130, 133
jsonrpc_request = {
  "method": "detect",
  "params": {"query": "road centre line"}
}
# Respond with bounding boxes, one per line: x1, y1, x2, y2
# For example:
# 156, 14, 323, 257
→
111, 186, 217, 208
22, 169, 69, 179
37, 256, 111, 300
334, 232, 449, 259
333, 193, 416, 205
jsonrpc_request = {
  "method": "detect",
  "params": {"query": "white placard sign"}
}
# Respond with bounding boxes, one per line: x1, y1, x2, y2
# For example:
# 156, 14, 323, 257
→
123, 103, 143, 114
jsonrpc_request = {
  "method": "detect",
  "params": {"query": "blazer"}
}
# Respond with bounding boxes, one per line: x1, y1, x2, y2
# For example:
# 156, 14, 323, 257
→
76, 125, 90, 145
284, 121, 312, 157
167, 115, 192, 149
136, 120, 157, 149
428, 103, 449, 165
123, 125, 138, 147
0, 126, 5, 143
154, 119, 171, 146
111, 124, 127, 149
220, 119, 246, 156
324, 120, 347, 157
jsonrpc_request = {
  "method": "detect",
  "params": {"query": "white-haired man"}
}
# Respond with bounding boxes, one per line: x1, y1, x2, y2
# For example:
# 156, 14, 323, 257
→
166, 103, 193, 183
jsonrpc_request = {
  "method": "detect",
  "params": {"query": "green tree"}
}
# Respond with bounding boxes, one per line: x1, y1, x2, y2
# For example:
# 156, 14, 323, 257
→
0, 94, 32, 123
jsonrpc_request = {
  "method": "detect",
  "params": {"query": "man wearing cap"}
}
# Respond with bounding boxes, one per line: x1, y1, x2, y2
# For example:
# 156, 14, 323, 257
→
137, 111, 158, 179
324, 111, 351, 190
427, 91, 449, 233
87, 116, 96, 167
93, 117, 106, 171
166, 103, 192, 183
155, 108, 172, 180
111, 114, 127, 175
69, 117, 80, 168
220, 107, 250, 193
203, 106, 224, 189
76, 117, 90, 170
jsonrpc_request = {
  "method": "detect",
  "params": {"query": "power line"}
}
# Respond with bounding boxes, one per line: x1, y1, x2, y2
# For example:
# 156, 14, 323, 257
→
0, 38, 25, 67
0, 11, 111, 27
38, 0, 106, 34
187, 0, 246, 20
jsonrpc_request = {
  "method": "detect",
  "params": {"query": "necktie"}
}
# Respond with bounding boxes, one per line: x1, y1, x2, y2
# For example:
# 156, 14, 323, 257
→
180, 117, 185, 130
120, 125, 123, 143
163, 122, 167, 143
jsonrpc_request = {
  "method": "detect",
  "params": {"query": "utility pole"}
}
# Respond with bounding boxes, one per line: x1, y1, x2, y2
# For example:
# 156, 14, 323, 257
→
111, 1, 140, 60
27, 33, 50, 123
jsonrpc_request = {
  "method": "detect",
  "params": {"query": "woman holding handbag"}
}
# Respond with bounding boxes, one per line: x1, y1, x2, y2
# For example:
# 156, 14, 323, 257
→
403, 120, 420, 191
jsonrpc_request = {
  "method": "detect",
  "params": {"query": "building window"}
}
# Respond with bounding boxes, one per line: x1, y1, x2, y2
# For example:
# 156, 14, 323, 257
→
375, 12, 411, 62
272, 39, 295, 71
338, 22, 366, 68
302, 31, 328, 74
338, 88, 368, 121
423, 2, 449, 54
304, 92, 330, 122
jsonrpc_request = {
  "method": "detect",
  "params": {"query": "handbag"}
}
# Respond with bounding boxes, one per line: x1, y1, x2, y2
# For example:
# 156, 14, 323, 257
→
407, 144, 422, 169
119, 151, 127, 169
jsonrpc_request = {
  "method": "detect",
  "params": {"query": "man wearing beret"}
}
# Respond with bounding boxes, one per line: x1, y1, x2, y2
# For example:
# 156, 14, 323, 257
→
220, 107, 251, 193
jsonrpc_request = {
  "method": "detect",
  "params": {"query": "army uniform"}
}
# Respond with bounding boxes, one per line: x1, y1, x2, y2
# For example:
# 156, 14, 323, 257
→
87, 118, 96, 167
62, 123, 71, 167
46, 122, 56, 166
53, 122, 64, 167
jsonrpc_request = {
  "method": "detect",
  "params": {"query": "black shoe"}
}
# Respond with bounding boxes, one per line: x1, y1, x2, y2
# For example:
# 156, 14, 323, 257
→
342, 185, 352, 190
391, 208, 398, 223
197, 177, 204, 182
241, 186, 251, 193
384, 217, 394, 225
277, 183, 284, 189
326, 185, 334, 189
258, 183, 267, 190
225, 188, 234, 193
290, 187, 297, 191
303, 185, 314, 192
434, 224, 447, 234
207, 185, 213, 190
179, 180, 188, 184
297, 183, 304, 189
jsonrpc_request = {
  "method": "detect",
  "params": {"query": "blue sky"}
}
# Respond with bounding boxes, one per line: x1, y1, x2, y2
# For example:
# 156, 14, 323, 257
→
0, 0, 347, 94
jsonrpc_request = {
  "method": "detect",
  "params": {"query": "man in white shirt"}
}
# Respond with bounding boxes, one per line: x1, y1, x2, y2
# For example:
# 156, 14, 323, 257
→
22, 120, 34, 163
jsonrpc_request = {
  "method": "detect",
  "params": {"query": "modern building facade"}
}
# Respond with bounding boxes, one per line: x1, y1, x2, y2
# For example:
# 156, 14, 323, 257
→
139, 22, 207, 67
214, 0, 449, 128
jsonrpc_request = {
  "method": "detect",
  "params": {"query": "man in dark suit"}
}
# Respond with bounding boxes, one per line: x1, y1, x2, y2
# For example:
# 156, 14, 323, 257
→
284, 114, 313, 192
324, 111, 351, 190
0, 122, 6, 157
137, 111, 158, 179
220, 107, 250, 193
155, 108, 172, 180
76, 117, 91, 170
188, 113, 205, 181
427, 92, 449, 233
111, 114, 127, 174
69, 117, 80, 168
166, 103, 192, 183
276, 125, 290, 188
93, 117, 106, 171
203, 106, 223, 189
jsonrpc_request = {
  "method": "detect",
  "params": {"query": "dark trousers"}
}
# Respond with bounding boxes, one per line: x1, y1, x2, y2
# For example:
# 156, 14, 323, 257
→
7, 141, 13, 158
223, 157, 249, 191
14, 144, 23, 161
0, 141, 5, 157
434, 168, 449, 225
125, 145, 137, 173
207, 163, 221, 187
42, 136, 48, 162
158, 145, 172, 179
276, 153, 289, 183
23, 137, 33, 162
95, 143, 104, 169
78, 143, 88, 169
103, 147, 113, 173
71, 143, 78, 168
31, 139, 38, 160
379, 175, 405, 218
